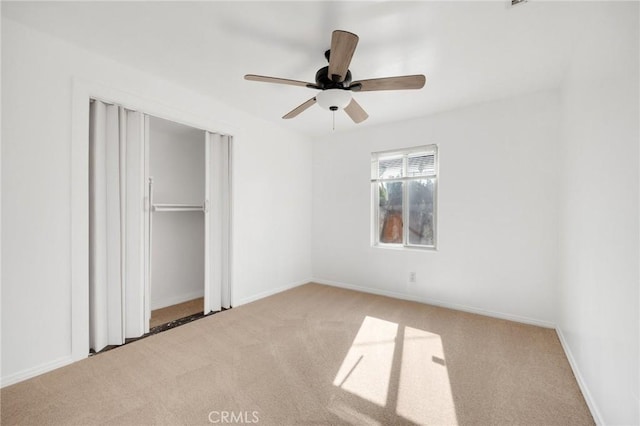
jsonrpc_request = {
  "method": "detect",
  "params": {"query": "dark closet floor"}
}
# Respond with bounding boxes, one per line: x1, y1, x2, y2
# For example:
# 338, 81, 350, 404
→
150, 297, 204, 328
90, 298, 219, 356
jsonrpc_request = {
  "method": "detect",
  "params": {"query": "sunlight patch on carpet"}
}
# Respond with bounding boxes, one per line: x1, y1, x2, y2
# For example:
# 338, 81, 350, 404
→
333, 316, 398, 406
333, 316, 458, 425
397, 326, 457, 425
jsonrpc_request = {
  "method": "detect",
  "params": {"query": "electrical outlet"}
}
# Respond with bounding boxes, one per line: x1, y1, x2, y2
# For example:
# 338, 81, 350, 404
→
409, 272, 416, 283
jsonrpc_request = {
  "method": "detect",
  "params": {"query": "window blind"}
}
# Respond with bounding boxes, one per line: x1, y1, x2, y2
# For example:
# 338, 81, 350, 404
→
407, 154, 436, 177
378, 157, 403, 179
373, 149, 436, 180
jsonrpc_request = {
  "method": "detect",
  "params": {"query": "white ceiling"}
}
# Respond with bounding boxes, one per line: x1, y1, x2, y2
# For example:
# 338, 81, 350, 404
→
3, 1, 588, 136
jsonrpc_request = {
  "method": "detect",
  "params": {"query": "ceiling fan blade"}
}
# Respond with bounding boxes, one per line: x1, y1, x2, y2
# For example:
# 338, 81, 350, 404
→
344, 98, 368, 123
351, 75, 426, 92
328, 30, 359, 83
245, 74, 316, 88
283, 97, 317, 119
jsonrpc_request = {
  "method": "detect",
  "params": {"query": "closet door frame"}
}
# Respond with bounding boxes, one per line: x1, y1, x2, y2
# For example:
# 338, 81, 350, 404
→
71, 79, 236, 362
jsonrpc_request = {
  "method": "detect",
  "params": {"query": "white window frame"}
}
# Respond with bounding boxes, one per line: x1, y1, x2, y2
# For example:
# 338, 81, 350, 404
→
371, 145, 438, 250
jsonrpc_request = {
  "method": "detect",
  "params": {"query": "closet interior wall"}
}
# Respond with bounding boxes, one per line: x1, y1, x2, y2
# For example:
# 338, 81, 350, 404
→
149, 116, 206, 311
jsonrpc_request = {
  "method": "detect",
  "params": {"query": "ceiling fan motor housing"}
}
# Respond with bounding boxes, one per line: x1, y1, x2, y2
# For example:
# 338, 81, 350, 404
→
315, 66, 352, 89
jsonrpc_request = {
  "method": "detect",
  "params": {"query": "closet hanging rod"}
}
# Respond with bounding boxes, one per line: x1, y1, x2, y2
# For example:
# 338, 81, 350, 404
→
152, 203, 205, 212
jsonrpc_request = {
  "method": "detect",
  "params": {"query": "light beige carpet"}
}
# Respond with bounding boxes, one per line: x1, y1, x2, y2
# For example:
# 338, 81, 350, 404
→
150, 297, 204, 329
1, 283, 593, 425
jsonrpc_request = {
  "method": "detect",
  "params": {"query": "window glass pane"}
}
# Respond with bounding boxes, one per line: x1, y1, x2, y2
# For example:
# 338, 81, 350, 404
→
407, 154, 435, 177
408, 178, 435, 246
379, 181, 404, 244
378, 157, 403, 179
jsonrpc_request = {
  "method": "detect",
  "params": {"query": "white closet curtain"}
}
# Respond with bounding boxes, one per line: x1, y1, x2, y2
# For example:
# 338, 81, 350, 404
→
207, 132, 232, 312
89, 100, 145, 353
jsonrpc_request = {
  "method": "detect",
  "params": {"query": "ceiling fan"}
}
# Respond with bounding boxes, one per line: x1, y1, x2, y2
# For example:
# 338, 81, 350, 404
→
244, 30, 426, 124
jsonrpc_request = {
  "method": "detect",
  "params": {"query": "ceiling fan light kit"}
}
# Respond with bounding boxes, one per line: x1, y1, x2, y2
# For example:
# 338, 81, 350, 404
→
316, 89, 352, 111
245, 29, 426, 126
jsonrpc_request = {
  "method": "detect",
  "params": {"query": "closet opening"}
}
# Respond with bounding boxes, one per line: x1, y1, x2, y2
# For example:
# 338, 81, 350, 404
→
88, 99, 231, 355
147, 116, 207, 330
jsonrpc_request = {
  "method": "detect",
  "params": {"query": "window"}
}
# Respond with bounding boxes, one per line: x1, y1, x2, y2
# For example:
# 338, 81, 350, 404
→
371, 145, 437, 249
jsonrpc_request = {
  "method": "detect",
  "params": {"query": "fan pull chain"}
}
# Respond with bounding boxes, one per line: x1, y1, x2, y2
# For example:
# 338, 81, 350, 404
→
332, 110, 335, 131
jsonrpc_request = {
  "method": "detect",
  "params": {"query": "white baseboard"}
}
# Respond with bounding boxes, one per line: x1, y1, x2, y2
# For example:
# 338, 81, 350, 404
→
151, 290, 205, 311
233, 278, 311, 307
555, 327, 604, 425
1, 355, 74, 388
312, 278, 556, 329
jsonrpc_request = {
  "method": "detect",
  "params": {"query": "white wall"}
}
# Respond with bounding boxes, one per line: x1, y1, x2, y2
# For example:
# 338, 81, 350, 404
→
149, 117, 205, 310
312, 91, 560, 326
151, 213, 205, 310
557, 3, 639, 425
1, 18, 312, 385
149, 117, 205, 206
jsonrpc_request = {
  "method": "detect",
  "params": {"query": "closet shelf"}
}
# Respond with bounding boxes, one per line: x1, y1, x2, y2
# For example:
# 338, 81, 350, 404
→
152, 203, 205, 212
